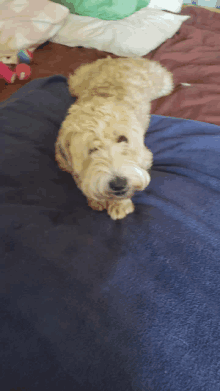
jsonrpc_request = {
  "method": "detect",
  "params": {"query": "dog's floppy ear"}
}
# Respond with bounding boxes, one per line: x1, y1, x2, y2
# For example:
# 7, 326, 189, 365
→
55, 131, 73, 174
55, 131, 82, 188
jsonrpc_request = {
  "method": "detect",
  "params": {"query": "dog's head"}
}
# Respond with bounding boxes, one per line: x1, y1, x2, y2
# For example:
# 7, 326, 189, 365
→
56, 101, 153, 201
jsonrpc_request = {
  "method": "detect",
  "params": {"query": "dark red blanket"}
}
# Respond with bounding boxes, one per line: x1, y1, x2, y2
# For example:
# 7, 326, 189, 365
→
148, 6, 220, 126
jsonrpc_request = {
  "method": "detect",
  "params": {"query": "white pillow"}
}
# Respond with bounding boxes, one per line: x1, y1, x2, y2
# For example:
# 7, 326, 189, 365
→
0, 0, 69, 58
148, 0, 184, 13
50, 7, 189, 58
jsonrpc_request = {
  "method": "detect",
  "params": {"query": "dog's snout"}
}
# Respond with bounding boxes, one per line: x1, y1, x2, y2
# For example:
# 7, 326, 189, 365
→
109, 176, 127, 193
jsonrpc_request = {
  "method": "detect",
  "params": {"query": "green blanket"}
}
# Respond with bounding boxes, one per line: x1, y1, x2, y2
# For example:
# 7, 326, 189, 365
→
52, 0, 150, 21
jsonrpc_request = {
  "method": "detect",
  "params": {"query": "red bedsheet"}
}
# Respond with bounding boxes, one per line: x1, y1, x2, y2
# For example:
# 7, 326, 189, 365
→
147, 6, 220, 126
1, 6, 220, 125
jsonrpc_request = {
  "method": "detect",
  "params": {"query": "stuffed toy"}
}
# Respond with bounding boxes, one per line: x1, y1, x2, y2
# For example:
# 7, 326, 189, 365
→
0, 49, 33, 83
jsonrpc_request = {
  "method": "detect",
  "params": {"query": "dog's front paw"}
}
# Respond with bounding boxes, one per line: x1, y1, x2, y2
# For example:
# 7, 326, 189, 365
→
107, 199, 135, 220
88, 198, 107, 211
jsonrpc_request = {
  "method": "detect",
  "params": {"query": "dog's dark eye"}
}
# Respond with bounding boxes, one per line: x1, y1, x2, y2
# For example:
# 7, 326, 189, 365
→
117, 135, 128, 143
89, 147, 98, 155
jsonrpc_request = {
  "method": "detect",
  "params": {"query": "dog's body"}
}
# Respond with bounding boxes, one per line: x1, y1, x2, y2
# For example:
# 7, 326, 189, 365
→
55, 56, 174, 219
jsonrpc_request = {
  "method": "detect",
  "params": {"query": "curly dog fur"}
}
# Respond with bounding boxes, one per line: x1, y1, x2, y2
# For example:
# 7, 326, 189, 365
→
55, 56, 174, 220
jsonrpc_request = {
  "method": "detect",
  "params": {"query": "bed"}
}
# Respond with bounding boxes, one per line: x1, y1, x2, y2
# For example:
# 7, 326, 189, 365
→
1, 5, 220, 391
1, 5, 220, 126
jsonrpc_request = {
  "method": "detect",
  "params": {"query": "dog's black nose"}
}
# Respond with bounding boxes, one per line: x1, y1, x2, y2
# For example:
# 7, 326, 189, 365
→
109, 176, 127, 194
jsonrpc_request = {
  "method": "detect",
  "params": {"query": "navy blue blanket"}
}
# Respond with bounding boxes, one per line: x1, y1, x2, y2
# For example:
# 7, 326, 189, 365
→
1, 76, 220, 391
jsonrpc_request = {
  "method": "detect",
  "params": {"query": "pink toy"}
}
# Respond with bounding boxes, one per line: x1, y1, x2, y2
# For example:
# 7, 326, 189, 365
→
15, 63, 31, 80
0, 62, 16, 83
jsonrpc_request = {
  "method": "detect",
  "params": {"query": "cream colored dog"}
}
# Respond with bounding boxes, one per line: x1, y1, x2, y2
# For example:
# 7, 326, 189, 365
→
55, 56, 174, 220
